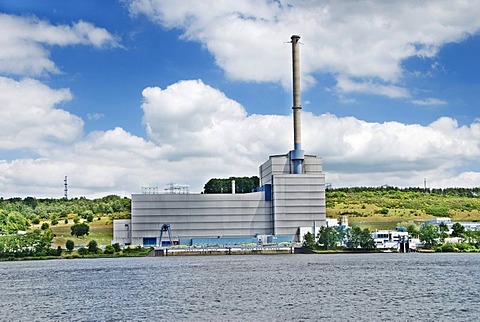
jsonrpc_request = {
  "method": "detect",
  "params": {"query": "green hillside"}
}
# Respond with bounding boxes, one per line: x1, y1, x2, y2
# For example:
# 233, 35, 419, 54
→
327, 187, 480, 230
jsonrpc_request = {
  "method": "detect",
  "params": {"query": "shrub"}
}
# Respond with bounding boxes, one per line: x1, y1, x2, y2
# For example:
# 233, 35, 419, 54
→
440, 243, 456, 252
86, 213, 94, 223
375, 207, 389, 215
456, 242, 471, 252
66, 240, 75, 252
104, 245, 115, 254
87, 240, 98, 253
31, 217, 40, 225
77, 247, 88, 255
41, 222, 49, 230
112, 243, 121, 252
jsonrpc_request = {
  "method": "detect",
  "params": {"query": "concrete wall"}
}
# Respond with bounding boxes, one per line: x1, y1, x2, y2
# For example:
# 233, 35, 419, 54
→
129, 191, 272, 246
112, 219, 132, 245
259, 154, 326, 240
272, 174, 326, 238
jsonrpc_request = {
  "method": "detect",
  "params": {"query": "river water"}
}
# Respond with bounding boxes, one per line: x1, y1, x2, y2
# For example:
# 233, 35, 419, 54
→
0, 253, 479, 321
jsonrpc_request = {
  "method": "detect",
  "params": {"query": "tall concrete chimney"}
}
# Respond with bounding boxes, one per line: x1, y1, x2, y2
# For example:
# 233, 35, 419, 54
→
290, 35, 304, 174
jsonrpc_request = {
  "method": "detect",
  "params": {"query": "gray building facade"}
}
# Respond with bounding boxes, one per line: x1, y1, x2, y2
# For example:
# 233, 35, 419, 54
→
113, 153, 326, 247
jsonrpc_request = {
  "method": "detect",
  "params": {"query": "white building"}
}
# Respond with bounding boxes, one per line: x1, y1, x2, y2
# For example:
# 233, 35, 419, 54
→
372, 230, 411, 250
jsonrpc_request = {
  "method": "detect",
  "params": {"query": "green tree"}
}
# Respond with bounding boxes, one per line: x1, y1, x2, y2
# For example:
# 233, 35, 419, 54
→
317, 226, 339, 250
419, 224, 440, 249
41, 222, 49, 230
112, 243, 121, 252
70, 223, 89, 238
345, 227, 361, 249
451, 223, 466, 237
302, 232, 316, 249
358, 228, 376, 250
203, 176, 259, 194
399, 222, 419, 238
66, 240, 75, 252
87, 239, 98, 253
104, 245, 115, 254
438, 222, 449, 242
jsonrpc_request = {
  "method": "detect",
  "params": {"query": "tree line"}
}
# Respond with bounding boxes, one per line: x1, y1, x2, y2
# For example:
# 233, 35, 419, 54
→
328, 186, 480, 198
203, 176, 259, 194
303, 226, 376, 251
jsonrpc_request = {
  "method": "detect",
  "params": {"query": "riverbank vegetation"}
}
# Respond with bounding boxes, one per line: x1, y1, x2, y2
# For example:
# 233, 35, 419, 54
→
303, 226, 376, 252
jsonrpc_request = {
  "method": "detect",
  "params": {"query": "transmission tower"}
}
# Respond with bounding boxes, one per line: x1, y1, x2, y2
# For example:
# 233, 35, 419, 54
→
64, 176, 68, 199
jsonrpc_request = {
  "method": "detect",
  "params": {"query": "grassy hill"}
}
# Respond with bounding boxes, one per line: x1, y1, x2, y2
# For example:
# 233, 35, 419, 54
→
327, 187, 480, 230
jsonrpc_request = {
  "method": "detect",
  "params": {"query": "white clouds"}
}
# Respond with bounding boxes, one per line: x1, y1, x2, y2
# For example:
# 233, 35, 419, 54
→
87, 113, 105, 121
141, 79, 288, 162
0, 77, 83, 150
0, 13, 120, 76
139, 79, 480, 190
335, 76, 409, 98
411, 98, 447, 106
127, 0, 480, 96
0, 76, 479, 197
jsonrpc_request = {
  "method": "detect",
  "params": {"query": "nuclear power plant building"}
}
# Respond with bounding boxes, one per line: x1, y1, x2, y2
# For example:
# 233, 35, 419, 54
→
113, 36, 326, 247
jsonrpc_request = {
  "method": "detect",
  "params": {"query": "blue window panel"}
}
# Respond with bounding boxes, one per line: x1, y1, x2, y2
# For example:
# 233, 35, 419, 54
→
143, 237, 156, 246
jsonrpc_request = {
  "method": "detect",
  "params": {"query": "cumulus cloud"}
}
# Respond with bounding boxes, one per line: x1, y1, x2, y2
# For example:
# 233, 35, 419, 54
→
139, 79, 480, 190
0, 13, 120, 76
1, 78, 480, 197
126, 0, 480, 97
0, 77, 83, 150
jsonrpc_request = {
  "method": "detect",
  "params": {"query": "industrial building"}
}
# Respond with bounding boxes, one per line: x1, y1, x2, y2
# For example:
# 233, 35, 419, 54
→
113, 35, 326, 247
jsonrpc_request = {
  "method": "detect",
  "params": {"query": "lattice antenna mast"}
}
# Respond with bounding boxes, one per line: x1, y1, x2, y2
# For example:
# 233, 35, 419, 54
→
64, 176, 68, 199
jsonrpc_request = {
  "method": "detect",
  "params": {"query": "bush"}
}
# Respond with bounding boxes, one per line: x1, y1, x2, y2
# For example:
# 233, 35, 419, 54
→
375, 207, 389, 215
87, 240, 98, 253
439, 243, 456, 252
66, 240, 75, 252
86, 213, 94, 223
41, 222, 49, 230
104, 245, 115, 254
51, 218, 58, 226
112, 243, 121, 252
77, 247, 88, 255
31, 217, 40, 225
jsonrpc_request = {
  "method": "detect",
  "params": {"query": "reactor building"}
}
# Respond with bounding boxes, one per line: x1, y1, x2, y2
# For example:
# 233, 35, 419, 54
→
113, 35, 326, 247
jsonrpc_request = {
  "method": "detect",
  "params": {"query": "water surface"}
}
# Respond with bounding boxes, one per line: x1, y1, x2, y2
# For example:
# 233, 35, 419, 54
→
1, 253, 479, 321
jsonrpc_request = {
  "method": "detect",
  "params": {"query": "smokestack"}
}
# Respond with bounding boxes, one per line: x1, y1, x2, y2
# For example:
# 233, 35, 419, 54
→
290, 35, 304, 174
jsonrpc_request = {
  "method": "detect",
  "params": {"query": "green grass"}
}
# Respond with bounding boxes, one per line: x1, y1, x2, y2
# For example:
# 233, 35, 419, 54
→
50, 217, 113, 248
327, 189, 480, 230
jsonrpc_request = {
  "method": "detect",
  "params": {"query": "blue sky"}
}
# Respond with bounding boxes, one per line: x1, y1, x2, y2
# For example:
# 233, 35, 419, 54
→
1, 0, 480, 198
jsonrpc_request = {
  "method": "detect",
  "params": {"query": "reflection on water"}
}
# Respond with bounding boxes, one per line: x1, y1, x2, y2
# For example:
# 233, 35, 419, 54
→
1, 253, 479, 321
